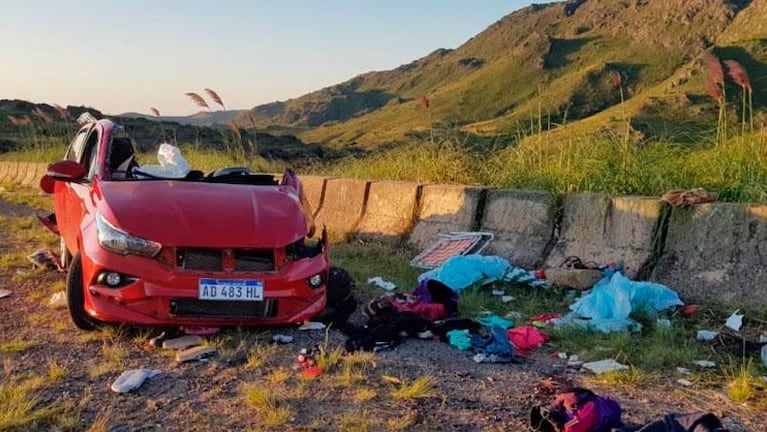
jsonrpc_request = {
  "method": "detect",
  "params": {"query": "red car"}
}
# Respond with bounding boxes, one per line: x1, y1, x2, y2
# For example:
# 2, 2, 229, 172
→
40, 118, 329, 330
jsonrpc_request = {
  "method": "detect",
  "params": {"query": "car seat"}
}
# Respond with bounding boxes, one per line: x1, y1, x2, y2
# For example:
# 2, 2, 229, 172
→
109, 137, 137, 179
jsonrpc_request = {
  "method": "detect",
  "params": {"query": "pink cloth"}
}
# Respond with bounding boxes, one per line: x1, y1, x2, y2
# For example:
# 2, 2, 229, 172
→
507, 326, 548, 351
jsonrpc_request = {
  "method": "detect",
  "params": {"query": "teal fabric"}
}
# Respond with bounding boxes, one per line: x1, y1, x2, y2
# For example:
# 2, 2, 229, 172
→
476, 315, 514, 329
446, 329, 472, 351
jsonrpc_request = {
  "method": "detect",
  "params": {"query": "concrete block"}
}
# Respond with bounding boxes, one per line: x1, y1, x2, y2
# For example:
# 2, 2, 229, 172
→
11, 163, 28, 183
0, 161, 10, 182
31, 163, 48, 187
314, 178, 369, 241
300, 175, 327, 217
480, 189, 555, 268
356, 180, 420, 239
2, 161, 19, 183
545, 194, 662, 279
408, 185, 484, 250
21, 163, 40, 187
652, 203, 767, 307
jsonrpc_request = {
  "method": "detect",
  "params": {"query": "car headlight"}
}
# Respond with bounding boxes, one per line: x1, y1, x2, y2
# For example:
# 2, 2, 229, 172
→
96, 213, 161, 257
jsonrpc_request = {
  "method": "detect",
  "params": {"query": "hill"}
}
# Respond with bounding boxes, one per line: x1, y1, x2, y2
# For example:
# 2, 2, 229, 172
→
120, 109, 245, 127
239, 0, 766, 147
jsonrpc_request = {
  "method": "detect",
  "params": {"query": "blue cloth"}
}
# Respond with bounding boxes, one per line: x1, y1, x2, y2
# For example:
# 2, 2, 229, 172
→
418, 254, 546, 292
471, 324, 515, 358
562, 272, 683, 333
476, 315, 514, 329
447, 329, 472, 351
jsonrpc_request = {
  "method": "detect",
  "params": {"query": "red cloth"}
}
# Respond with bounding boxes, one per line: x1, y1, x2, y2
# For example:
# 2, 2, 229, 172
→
563, 400, 599, 432
390, 298, 445, 321
507, 326, 549, 351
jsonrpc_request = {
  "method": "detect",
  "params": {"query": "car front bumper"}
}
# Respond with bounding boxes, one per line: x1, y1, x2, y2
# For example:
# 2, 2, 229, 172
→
79, 235, 329, 327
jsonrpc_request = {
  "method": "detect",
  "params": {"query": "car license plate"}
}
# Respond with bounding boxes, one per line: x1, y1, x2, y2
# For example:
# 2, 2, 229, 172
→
198, 279, 263, 301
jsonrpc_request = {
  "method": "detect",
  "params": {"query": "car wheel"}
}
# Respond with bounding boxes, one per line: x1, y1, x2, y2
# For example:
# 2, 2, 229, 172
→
60, 237, 72, 269
67, 253, 99, 331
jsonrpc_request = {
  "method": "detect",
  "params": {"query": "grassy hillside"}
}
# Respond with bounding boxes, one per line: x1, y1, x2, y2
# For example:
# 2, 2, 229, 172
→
240, 0, 765, 148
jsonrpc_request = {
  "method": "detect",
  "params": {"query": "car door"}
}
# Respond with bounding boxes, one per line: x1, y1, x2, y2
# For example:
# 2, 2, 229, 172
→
58, 125, 101, 255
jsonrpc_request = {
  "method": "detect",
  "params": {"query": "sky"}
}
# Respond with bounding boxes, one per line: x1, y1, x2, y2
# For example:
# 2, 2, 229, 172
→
0, 1, 547, 116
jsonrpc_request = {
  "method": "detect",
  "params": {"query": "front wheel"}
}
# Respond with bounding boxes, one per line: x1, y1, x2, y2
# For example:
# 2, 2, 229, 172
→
66, 253, 99, 331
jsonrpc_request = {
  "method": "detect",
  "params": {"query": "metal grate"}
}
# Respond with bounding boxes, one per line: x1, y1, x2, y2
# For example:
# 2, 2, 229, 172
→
170, 298, 277, 319
235, 249, 274, 272
177, 248, 222, 271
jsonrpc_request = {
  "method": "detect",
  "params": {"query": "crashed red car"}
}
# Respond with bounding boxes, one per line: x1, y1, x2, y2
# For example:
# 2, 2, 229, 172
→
40, 118, 329, 330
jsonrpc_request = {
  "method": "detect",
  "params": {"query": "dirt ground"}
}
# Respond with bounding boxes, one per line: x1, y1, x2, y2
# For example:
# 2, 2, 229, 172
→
0, 194, 762, 432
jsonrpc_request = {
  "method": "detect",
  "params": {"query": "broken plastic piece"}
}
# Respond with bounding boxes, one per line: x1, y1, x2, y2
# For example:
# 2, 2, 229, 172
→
162, 335, 203, 350
696, 330, 719, 341
48, 291, 67, 309
176, 346, 215, 362
676, 379, 693, 387
27, 249, 57, 270
0, 289, 10, 299
410, 232, 494, 269
298, 321, 326, 331
272, 334, 294, 344
692, 360, 716, 368
725, 310, 744, 332
581, 359, 629, 375
367, 276, 396, 291
110, 369, 161, 393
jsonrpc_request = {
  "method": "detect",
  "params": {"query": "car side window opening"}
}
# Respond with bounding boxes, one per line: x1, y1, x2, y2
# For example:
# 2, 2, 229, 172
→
82, 129, 100, 181
64, 129, 90, 162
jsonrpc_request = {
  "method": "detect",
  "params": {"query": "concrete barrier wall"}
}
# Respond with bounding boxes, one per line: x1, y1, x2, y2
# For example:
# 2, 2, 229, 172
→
480, 189, 556, 269
314, 178, 369, 241
356, 180, 420, 240
545, 194, 662, 279
300, 175, 328, 217
652, 203, 767, 307
408, 185, 484, 250
2, 158, 766, 309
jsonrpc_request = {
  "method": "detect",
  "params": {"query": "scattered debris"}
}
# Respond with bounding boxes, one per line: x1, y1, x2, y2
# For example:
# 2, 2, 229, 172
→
26, 249, 58, 270
181, 326, 220, 335
581, 359, 630, 375
0, 289, 11, 299
760, 334, 767, 344
367, 276, 396, 291
149, 332, 167, 348
679, 304, 699, 315
725, 310, 744, 332
176, 346, 215, 362
272, 334, 294, 344
692, 360, 717, 368
696, 330, 719, 341
566, 355, 583, 369
491, 289, 505, 296
298, 321, 326, 331
661, 188, 717, 207
381, 375, 402, 385
48, 291, 67, 309
410, 232, 493, 269
162, 335, 203, 350
676, 367, 690, 375
544, 268, 602, 290
676, 378, 693, 387
110, 369, 162, 393
501, 295, 515, 303
656, 318, 671, 328
762, 345, 766, 369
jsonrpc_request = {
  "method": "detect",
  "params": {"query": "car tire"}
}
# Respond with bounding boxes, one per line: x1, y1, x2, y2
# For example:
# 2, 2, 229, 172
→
60, 237, 72, 269
67, 253, 99, 331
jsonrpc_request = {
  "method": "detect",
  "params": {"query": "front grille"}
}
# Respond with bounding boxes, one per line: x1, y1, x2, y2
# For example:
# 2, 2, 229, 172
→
235, 250, 274, 271
177, 248, 275, 272
170, 298, 277, 319
177, 248, 222, 271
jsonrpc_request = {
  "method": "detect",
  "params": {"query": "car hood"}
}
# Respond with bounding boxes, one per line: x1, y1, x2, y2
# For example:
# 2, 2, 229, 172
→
96, 180, 308, 248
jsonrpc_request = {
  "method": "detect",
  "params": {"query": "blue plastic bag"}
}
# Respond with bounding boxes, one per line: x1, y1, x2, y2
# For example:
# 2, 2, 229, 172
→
565, 272, 683, 333
418, 254, 546, 292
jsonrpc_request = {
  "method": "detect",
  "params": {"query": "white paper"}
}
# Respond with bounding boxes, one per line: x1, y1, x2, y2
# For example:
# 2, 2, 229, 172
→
725, 309, 744, 332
